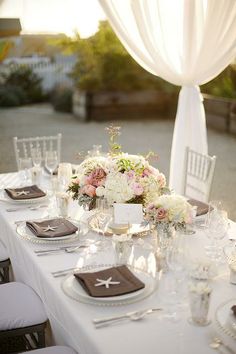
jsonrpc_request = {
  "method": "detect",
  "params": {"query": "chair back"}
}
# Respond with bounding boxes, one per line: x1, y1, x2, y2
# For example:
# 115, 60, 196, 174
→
13, 134, 62, 170
182, 147, 216, 202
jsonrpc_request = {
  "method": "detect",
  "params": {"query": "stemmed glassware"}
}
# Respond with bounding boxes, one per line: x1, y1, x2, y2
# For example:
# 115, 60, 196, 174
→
58, 163, 72, 191
161, 231, 189, 321
18, 157, 32, 184
45, 151, 58, 179
31, 148, 42, 168
205, 208, 229, 263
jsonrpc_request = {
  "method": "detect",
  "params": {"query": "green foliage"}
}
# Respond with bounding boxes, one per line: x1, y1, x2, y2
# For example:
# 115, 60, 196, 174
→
56, 21, 177, 93
51, 85, 73, 112
0, 66, 44, 107
202, 65, 236, 99
0, 85, 27, 107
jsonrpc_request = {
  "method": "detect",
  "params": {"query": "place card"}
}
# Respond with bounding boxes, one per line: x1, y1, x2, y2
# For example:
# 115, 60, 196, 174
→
113, 203, 143, 224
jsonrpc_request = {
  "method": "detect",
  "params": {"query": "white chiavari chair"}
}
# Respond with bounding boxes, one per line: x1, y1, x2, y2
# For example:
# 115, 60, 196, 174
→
182, 146, 216, 202
13, 134, 62, 170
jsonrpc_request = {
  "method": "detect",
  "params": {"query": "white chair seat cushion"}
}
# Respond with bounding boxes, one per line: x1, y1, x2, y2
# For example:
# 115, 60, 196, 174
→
0, 282, 47, 331
23, 346, 77, 354
0, 241, 9, 262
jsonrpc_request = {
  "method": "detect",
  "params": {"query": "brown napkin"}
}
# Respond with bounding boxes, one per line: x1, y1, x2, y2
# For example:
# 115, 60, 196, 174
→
26, 218, 78, 238
188, 199, 211, 216
5, 185, 46, 200
231, 305, 236, 317
74, 265, 145, 298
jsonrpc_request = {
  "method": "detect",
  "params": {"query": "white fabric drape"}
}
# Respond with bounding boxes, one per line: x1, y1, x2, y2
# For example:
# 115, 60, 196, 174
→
99, 0, 236, 193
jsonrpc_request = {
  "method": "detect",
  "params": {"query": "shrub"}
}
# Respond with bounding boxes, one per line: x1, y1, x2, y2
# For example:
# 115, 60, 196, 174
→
0, 66, 44, 107
0, 85, 27, 107
51, 85, 72, 112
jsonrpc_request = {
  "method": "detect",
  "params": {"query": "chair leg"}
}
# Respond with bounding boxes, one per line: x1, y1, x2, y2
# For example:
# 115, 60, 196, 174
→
37, 330, 45, 348
3, 266, 10, 283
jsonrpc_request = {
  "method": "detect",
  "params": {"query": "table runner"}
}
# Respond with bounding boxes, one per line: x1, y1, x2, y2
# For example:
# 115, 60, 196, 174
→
0, 172, 235, 354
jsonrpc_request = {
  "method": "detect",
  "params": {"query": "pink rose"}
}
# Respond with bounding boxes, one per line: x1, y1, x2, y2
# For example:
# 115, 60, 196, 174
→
126, 170, 135, 180
157, 173, 166, 188
132, 182, 144, 196
156, 207, 167, 220
81, 184, 96, 197
142, 168, 152, 177
85, 168, 106, 187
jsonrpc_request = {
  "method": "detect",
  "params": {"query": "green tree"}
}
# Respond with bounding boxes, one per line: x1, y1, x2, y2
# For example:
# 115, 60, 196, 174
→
56, 21, 177, 93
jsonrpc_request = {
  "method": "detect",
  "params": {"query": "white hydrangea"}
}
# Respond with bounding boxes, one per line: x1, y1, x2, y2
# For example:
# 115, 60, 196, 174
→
103, 172, 135, 204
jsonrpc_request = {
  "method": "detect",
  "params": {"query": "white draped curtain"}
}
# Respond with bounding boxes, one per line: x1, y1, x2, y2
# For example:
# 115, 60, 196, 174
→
99, 0, 236, 193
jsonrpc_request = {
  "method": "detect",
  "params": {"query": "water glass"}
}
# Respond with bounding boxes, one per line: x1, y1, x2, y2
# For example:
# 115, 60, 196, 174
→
112, 234, 132, 265
31, 148, 42, 168
58, 163, 72, 191
188, 282, 212, 326
31, 166, 42, 185
56, 192, 70, 218
18, 157, 32, 182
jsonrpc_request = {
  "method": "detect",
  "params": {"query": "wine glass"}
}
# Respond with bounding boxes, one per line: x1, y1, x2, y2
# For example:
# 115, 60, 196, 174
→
31, 148, 42, 168
205, 209, 229, 263
45, 151, 58, 178
18, 157, 32, 183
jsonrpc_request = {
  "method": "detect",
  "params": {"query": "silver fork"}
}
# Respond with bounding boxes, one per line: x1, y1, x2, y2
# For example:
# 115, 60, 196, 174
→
6, 205, 48, 212
93, 308, 162, 328
35, 245, 88, 256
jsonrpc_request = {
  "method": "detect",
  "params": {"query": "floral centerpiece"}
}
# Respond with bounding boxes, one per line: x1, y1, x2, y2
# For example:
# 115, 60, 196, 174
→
145, 194, 193, 231
68, 125, 169, 209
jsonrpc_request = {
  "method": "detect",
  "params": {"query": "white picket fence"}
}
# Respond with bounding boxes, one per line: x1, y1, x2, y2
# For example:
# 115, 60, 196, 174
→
1, 61, 75, 92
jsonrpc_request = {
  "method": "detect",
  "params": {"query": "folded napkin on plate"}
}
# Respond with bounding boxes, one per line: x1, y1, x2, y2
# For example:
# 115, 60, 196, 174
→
188, 199, 211, 216
26, 218, 78, 238
74, 265, 145, 298
5, 185, 46, 200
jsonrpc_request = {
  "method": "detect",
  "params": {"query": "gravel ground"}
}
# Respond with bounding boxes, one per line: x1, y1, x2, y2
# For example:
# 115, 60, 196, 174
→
0, 104, 235, 220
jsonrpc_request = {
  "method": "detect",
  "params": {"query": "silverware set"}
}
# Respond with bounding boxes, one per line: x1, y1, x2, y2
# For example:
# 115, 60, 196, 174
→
35, 245, 88, 256
93, 308, 162, 328
6, 204, 48, 212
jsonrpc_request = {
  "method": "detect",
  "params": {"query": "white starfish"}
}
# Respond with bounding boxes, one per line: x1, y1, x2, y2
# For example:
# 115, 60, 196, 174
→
15, 190, 30, 196
94, 277, 120, 289
42, 225, 58, 232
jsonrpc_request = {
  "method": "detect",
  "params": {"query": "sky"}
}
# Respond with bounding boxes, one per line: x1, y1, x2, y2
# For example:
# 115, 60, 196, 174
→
0, 0, 106, 37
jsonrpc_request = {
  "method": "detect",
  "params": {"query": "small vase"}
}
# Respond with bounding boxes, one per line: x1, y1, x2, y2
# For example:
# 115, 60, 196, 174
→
156, 223, 175, 272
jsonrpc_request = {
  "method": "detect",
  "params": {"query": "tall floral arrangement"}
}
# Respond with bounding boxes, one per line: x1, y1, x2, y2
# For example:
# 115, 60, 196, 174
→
68, 125, 169, 208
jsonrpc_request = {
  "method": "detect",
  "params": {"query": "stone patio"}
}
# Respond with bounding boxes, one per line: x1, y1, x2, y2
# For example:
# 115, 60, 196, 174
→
0, 104, 235, 220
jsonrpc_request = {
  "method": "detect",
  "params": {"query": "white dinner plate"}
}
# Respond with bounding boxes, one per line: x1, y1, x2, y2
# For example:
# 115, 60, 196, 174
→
0, 190, 48, 205
16, 219, 80, 244
61, 264, 158, 306
215, 298, 236, 341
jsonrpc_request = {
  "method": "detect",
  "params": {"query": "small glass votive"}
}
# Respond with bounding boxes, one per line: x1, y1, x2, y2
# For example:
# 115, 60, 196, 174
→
56, 192, 70, 218
188, 281, 212, 326
31, 166, 42, 185
112, 233, 132, 265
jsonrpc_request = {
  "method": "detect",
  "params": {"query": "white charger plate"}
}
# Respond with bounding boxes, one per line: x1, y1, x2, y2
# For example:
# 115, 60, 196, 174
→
0, 190, 48, 205
61, 264, 158, 306
16, 219, 80, 244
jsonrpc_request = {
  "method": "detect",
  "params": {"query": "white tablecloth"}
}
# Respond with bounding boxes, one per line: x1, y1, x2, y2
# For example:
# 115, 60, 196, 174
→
0, 173, 236, 354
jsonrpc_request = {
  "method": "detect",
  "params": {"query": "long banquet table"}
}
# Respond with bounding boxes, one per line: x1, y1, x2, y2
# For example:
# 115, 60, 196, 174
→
0, 172, 236, 354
